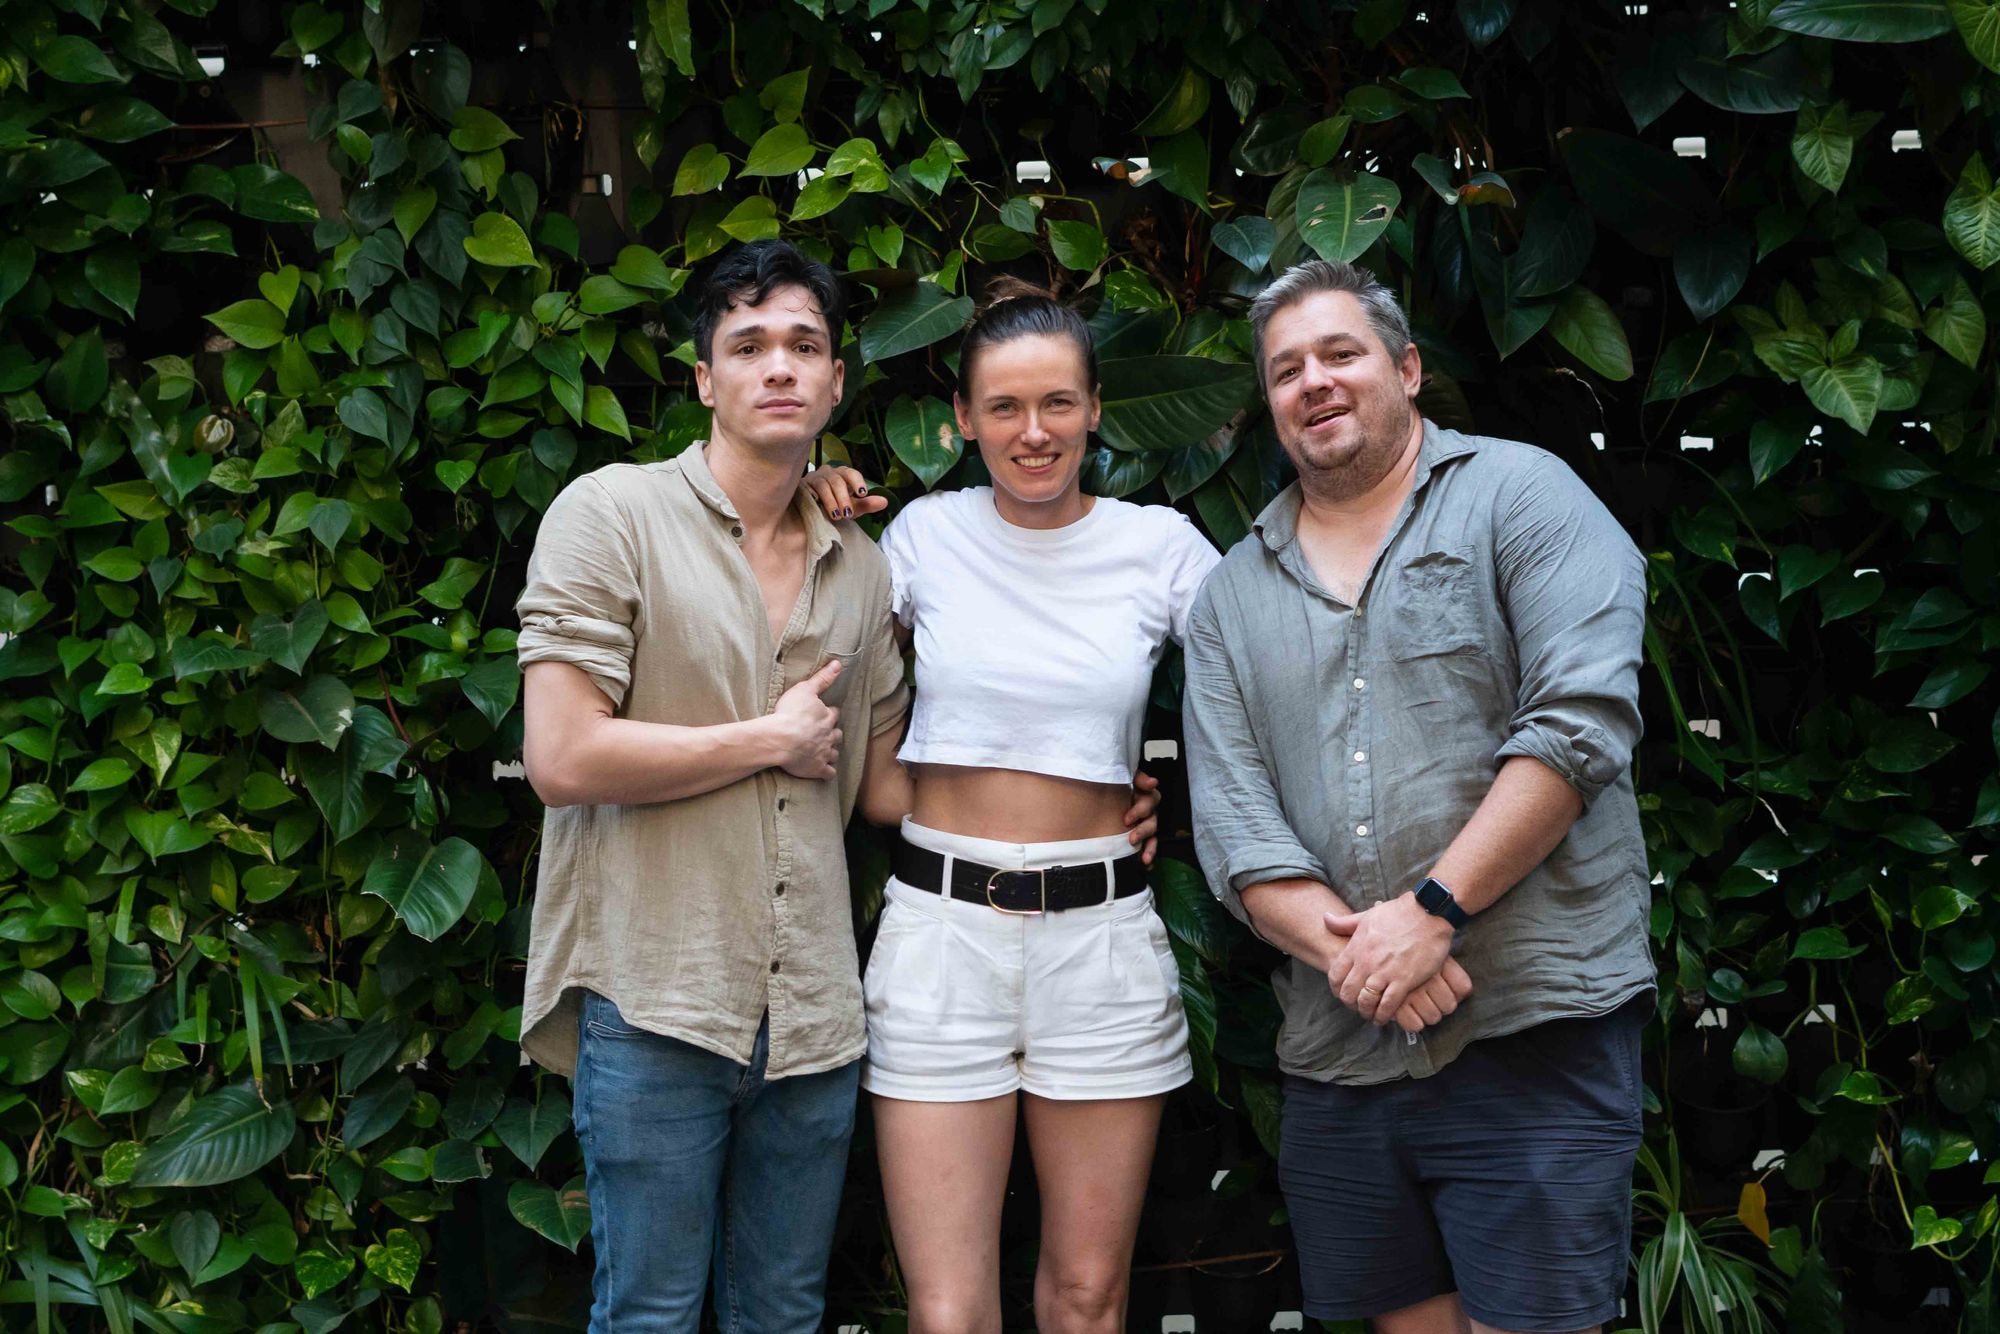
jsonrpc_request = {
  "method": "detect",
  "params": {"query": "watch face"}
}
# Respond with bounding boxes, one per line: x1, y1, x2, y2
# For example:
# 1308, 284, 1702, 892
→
1417, 879, 1448, 912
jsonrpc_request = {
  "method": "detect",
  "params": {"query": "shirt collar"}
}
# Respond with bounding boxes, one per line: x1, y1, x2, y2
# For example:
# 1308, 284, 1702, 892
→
679, 440, 845, 561
1252, 418, 1481, 553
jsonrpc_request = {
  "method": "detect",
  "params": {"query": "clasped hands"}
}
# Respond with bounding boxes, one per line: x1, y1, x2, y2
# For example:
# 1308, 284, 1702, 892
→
1324, 892, 1472, 1034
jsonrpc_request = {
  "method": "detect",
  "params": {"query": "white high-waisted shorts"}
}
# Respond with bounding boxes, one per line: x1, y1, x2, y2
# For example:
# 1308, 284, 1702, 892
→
860, 818, 1194, 1102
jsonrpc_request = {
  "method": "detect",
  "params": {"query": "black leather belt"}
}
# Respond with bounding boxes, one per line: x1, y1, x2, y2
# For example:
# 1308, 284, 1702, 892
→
892, 839, 1148, 914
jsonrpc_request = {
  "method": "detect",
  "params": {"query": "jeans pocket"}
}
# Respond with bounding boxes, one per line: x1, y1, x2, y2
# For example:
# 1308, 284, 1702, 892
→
580, 990, 652, 1041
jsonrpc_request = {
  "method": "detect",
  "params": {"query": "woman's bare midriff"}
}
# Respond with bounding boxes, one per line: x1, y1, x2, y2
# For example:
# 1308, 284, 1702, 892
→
909, 763, 1133, 844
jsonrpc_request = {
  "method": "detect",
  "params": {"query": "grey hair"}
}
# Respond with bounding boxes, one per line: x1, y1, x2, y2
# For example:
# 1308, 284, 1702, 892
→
1247, 259, 1412, 390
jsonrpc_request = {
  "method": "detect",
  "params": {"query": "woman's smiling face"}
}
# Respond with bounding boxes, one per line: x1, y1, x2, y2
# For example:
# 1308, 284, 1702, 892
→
956, 332, 1101, 526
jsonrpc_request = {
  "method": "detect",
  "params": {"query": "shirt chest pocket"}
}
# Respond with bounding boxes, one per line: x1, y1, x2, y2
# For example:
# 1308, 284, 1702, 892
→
1384, 547, 1482, 660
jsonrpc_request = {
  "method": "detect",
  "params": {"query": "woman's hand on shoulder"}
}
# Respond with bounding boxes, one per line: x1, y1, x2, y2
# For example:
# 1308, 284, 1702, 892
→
805, 464, 889, 520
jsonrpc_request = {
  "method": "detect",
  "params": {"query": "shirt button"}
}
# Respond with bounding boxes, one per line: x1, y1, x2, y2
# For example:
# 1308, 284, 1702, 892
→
731, 524, 744, 541
777, 797, 787, 811
1353, 750, 1367, 763
1352, 677, 1366, 690
1356, 824, 1370, 837
770, 960, 781, 974
775, 881, 786, 896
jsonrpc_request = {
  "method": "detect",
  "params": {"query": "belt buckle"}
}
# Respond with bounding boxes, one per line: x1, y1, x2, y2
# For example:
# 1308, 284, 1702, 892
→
985, 867, 1047, 915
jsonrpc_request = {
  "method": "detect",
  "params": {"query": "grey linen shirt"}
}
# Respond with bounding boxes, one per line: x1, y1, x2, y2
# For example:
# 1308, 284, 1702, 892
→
514, 443, 909, 1080
1184, 422, 1654, 1085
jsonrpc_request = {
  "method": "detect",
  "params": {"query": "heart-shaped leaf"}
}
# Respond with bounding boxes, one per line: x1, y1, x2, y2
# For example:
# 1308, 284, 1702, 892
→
294, 1248, 354, 1301
362, 1229, 421, 1291
507, 1178, 591, 1251
462, 212, 537, 268
493, 1091, 572, 1171
881, 395, 963, 487
361, 832, 486, 941
859, 282, 973, 362
258, 675, 356, 749
170, 1210, 220, 1277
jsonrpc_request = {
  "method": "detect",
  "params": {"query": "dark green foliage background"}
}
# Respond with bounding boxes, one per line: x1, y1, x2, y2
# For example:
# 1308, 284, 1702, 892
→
3, 0, 2000, 1329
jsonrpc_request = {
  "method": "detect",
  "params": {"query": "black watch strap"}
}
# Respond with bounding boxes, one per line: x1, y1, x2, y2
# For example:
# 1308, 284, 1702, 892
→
1414, 876, 1469, 928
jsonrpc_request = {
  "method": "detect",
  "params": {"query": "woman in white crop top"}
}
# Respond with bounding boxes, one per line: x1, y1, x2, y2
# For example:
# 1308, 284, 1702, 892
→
807, 279, 1221, 1334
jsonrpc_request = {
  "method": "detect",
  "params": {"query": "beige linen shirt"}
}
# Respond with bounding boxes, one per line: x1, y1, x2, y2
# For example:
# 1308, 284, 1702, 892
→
514, 442, 909, 1079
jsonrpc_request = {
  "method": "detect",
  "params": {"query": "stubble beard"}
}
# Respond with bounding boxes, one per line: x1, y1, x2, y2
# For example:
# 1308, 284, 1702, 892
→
1286, 404, 1409, 505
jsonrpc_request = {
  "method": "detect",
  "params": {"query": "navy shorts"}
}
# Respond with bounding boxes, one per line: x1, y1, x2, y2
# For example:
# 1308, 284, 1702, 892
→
1280, 996, 1648, 1332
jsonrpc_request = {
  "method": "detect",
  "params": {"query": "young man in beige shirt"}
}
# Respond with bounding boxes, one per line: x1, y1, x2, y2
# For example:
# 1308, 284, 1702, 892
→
515, 241, 910, 1333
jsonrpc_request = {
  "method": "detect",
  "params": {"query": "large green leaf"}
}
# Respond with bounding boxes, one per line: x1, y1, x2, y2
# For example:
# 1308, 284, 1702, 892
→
130, 1083, 296, 1187
1955, 0, 2000, 67
1134, 66, 1210, 137
1096, 357, 1256, 452
1151, 857, 1234, 965
39, 35, 127, 83
1546, 286, 1635, 380
1673, 226, 1754, 321
1768, 0, 1953, 40
858, 283, 973, 362
1923, 273, 1987, 366
1801, 353, 1884, 431
463, 212, 537, 268
258, 675, 355, 749
361, 832, 486, 941
881, 395, 963, 487
507, 1178, 591, 1251
494, 1091, 572, 1170
206, 298, 287, 351
1944, 153, 2000, 269
1294, 168, 1401, 263
742, 123, 814, 176
1792, 102, 1878, 192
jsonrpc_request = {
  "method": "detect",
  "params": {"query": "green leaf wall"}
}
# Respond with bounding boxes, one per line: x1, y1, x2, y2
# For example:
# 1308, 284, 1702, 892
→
1, 0, 1997, 1329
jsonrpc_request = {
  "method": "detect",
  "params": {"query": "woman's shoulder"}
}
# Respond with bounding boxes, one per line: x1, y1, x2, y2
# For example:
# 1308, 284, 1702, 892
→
884, 486, 986, 544
1093, 496, 1217, 554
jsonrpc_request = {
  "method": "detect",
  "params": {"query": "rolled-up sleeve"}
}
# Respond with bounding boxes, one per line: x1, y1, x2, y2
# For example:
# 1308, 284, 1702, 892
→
1490, 456, 1646, 808
1182, 585, 1328, 926
516, 476, 641, 707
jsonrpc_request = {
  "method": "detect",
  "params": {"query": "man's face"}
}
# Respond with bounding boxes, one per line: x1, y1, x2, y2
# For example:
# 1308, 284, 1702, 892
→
1261, 289, 1421, 496
695, 282, 844, 457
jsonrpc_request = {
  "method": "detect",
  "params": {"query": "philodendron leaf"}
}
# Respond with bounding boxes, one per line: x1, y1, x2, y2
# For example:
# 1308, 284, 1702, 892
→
258, 675, 355, 749
881, 395, 962, 487
205, 299, 287, 349
741, 123, 813, 176
494, 1091, 572, 1170
1768, 0, 1953, 41
1295, 168, 1401, 264
361, 832, 486, 941
1547, 286, 1635, 380
131, 1083, 296, 1187
463, 212, 537, 268
507, 1177, 591, 1251
1924, 274, 1987, 367
363, 1229, 422, 1291
859, 283, 973, 362
1096, 357, 1257, 452
1801, 353, 1884, 432
1944, 153, 2000, 269
1211, 216, 1275, 271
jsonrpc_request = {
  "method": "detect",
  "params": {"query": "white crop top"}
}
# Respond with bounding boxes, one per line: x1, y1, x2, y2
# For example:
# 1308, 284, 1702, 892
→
878, 487, 1222, 785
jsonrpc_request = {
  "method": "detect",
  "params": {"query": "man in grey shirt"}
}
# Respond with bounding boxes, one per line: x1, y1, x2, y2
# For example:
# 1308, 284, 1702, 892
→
1184, 259, 1653, 1334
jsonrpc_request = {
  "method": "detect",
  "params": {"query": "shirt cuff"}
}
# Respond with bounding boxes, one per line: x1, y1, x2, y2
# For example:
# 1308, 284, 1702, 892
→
518, 613, 635, 708
1209, 843, 1329, 928
1495, 719, 1620, 808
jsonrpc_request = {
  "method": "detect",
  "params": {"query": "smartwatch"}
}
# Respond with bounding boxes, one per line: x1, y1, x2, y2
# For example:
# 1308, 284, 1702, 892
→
1413, 876, 1469, 928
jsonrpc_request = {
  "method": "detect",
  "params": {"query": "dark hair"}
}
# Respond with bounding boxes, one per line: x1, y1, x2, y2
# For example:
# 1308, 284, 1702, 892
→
957, 276, 1098, 399
691, 240, 847, 363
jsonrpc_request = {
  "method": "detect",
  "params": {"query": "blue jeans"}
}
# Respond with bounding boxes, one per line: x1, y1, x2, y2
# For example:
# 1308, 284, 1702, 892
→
572, 991, 860, 1334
